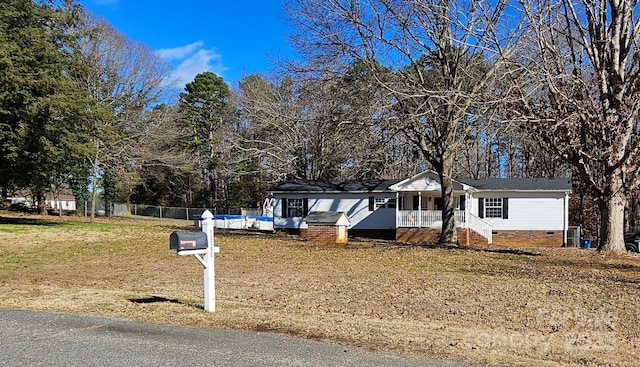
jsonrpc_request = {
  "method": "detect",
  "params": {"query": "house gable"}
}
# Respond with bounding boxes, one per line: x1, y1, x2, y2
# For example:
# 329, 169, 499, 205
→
389, 170, 467, 192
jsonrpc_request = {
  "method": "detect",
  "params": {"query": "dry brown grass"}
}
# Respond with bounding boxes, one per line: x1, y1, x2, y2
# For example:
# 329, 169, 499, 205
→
1, 213, 639, 366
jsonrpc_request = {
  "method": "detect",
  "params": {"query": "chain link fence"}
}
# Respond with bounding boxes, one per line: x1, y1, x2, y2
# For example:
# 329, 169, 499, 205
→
84, 202, 273, 231
87, 202, 218, 221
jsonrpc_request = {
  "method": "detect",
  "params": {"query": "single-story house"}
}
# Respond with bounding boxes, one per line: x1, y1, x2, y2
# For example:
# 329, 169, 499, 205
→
268, 170, 572, 247
45, 193, 76, 214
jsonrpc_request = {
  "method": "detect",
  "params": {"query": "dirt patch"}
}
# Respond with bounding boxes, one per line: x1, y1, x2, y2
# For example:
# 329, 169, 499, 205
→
1, 213, 639, 366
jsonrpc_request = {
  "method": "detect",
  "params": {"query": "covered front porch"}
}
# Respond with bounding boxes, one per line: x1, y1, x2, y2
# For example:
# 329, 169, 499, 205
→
396, 208, 466, 228
390, 172, 492, 243
395, 207, 492, 243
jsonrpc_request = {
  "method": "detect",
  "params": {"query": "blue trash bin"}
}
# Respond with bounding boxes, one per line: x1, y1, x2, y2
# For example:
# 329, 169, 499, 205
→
580, 238, 592, 249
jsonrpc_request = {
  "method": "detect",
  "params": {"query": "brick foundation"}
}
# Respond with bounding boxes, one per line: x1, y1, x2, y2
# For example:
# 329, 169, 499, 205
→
395, 228, 489, 245
396, 227, 439, 243
302, 225, 348, 243
491, 230, 563, 247
279, 227, 564, 247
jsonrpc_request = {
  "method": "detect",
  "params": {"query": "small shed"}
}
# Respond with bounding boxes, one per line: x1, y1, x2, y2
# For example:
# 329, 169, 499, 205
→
304, 211, 350, 243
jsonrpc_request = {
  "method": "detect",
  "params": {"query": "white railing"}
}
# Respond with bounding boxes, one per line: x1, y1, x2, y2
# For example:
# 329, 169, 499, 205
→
467, 214, 492, 244
396, 210, 466, 228
397, 210, 492, 243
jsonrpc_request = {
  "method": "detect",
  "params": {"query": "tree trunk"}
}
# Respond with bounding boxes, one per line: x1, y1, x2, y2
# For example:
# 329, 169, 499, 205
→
629, 197, 637, 233
439, 155, 458, 245
36, 192, 46, 215
598, 173, 626, 252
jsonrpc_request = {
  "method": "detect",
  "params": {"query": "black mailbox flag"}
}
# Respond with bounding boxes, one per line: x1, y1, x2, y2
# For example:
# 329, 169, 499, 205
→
169, 231, 208, 251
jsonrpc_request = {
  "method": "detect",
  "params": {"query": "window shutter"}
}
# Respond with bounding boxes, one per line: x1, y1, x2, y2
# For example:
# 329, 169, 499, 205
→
478, 198, 484, 218
369, 196, 374, 211
282, 198, 288, 218
502, 198, 509, 219
303, 198, 309, 217
460, 196, 466, 210
413, 196, 419, 210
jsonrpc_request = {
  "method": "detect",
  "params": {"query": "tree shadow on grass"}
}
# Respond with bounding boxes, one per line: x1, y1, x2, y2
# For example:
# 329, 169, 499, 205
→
0, 215, 65, 227
457, 244, 543, 257
128, 296, 204, 310
539, 253, 640, 282
379, 240, 543, 256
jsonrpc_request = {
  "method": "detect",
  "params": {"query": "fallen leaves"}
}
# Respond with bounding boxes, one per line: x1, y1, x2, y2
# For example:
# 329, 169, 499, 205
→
1, 213, 640, 366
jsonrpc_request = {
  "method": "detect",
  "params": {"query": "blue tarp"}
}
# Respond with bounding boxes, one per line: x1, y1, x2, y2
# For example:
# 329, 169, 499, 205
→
195, 214, 273, 222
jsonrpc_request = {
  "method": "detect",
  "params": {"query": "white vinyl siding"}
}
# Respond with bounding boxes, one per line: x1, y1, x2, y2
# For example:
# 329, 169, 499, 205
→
475, 192, 565, 231
274, 193, 396, 230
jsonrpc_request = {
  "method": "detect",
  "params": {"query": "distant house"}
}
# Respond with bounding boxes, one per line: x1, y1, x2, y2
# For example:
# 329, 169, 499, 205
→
269, 170, 572, 247
45, 193, 76, 214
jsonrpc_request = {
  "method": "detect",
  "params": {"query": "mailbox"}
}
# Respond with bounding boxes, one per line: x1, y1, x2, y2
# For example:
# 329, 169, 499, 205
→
169, 231, 208, 251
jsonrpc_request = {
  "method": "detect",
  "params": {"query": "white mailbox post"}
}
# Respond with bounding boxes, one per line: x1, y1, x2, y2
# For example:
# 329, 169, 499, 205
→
200, 210, 219, 312
170, 209, 220, 312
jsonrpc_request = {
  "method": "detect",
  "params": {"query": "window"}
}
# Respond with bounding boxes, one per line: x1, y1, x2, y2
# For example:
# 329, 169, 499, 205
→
373, 197, 396, 209
387, 198, 396, 208
287, 198, 304, 217
282, 198, 308, 218
485, 198, 503, 218
421, 196, 429, 210
479, 197, 509, 219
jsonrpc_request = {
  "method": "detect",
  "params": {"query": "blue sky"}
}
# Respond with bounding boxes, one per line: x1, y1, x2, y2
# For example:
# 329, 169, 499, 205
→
79, 0, 294, 88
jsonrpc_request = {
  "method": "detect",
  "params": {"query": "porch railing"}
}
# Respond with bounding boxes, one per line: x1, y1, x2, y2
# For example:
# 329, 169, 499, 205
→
467, 214, 492, 244
396, 210, 466, 228
396, 210, 492, 243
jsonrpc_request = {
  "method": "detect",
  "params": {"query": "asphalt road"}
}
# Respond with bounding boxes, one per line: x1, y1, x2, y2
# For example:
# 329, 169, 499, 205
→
0, 308, 482, 367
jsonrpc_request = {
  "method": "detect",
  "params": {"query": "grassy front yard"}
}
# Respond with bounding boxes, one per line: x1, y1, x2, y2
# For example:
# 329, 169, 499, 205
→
0, 213, 639, 366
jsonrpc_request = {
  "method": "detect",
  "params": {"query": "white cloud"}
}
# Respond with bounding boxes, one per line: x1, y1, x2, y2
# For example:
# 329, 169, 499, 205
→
157, 41, 203, 61
157, 42, 228, 89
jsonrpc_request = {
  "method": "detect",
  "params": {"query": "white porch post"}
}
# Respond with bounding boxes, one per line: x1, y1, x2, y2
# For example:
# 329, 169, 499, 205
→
418, 192, 422, 228
564, 192, 570, 246
465, 190, 471, 245
200, 210, 220, 312
395, 191, 399, 229
465, 190, 471, 228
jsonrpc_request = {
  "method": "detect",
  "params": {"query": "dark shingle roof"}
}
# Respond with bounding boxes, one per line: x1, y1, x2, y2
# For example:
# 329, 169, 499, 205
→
270, 177, 571, 193
305, 211, 349, 225
270, 179, 401, 193
457, 177, 572, 191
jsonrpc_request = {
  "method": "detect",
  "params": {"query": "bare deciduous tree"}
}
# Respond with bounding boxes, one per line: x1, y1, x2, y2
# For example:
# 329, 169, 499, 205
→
287, 0, 522, 245
238, 68, 425, 187
513, 0, 640, 252
239, 73, 353, 182
75, 13, 174, 219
